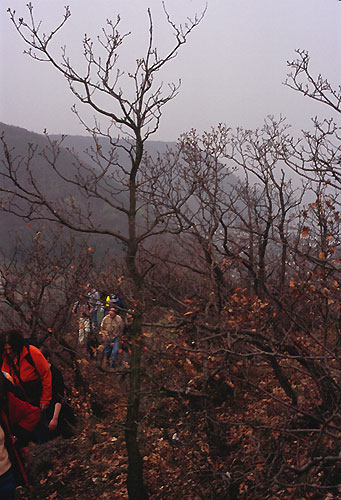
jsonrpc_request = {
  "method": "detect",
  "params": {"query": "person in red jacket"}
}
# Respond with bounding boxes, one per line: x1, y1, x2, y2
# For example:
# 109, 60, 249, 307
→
0, 371, 41, 498
0, 330, 52, 410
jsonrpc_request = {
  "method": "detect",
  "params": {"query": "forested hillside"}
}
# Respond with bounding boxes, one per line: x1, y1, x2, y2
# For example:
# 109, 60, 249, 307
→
0, 115, 339, 499
0, 4, 340, 500
0, 122, 178, 257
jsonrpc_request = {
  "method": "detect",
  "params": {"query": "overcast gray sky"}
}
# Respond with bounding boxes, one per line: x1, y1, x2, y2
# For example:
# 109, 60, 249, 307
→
0, 0, 340, 141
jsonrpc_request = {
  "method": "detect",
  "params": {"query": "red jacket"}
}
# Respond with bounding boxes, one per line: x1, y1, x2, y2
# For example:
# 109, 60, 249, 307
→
1, 392, 41, 487
2, 345, 52, 406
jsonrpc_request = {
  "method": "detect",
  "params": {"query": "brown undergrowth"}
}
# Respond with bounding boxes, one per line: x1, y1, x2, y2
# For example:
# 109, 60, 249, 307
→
17, 361, 130, 500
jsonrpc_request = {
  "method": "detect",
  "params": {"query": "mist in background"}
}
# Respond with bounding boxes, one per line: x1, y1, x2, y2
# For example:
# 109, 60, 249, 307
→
0, 0, 340, 141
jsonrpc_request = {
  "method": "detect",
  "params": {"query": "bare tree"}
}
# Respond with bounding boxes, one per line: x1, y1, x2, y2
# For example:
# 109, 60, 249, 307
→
285, 49, 341, 114
0, 229, 94, 341
0, 4, 205, 498
139, 116, 341, 496
284, 49, 341, 189
143, 119, 306, 299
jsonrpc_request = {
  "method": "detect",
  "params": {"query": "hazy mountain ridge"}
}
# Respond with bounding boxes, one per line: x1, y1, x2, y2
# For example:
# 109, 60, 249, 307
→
0, 122, 239, 257
0, 123, 176, 256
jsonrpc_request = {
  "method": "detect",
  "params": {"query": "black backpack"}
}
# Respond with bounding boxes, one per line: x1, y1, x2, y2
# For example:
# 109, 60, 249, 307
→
10, 342, 43, 406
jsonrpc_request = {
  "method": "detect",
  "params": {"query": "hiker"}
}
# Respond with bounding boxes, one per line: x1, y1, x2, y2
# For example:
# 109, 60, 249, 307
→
87, 285, 101, 330
99, 308, 123, 369
0, 330, 52, 410
0, 371, 40, 498
41, 350, 76, 440
72, 299, 91, 354
105, 293, 124, 314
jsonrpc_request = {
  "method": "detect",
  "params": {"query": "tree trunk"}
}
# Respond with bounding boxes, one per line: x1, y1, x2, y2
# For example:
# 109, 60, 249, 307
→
125, 314, 148, 499
124, 201, 147, 499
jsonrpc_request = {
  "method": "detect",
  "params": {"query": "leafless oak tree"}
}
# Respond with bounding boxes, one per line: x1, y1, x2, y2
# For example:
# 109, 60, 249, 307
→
285, 49, 341, 189
0, 4, 205, 498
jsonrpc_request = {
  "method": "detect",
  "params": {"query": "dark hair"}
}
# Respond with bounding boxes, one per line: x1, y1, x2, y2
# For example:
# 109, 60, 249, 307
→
0, 329, 25, 356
